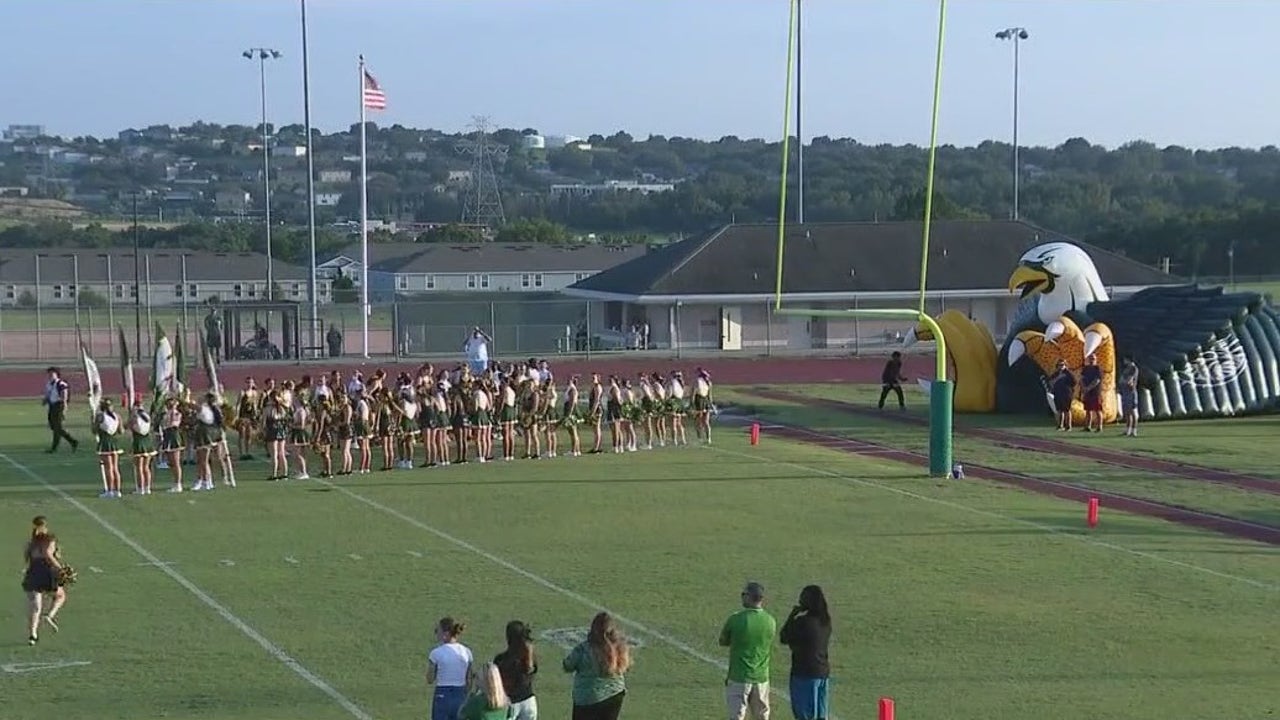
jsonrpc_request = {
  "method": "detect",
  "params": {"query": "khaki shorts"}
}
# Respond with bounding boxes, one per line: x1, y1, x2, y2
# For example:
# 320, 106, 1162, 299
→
726, 681, 770, 720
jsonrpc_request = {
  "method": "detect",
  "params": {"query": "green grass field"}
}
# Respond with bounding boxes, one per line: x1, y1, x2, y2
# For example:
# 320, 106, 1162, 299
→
1, 394, 1277, 720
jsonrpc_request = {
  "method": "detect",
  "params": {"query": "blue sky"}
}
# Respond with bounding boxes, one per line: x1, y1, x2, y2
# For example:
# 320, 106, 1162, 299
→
4, 0, 1277, 149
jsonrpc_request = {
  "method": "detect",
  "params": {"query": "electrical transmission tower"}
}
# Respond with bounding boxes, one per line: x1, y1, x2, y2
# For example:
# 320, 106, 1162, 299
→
456, 116, 508, 229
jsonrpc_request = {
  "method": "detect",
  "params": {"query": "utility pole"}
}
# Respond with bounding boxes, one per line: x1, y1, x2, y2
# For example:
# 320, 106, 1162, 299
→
243, 47, 282, 299
995, 27, 1029, 220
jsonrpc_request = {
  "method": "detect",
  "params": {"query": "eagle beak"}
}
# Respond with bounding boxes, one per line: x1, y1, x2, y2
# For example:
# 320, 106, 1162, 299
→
1008, 264, 1051, 299
903, 327, 919, 348
1008, 337, 1026, 366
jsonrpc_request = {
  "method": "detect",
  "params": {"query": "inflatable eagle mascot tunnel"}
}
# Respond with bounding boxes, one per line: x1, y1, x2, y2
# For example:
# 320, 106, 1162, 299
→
906, 241, 1280, 423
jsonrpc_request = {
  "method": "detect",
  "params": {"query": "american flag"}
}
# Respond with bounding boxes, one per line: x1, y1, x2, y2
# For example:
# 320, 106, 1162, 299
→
362, 70, 386, 111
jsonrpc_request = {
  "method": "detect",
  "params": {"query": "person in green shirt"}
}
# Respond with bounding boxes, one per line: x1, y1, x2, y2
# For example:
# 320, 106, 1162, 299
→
719, 581, 778, 720
563, 611, 631, 720
458, 663, 511, 720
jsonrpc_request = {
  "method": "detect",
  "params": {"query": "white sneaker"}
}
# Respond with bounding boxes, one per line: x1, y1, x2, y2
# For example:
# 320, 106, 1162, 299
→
99, 490, 114, 499
168, 485, 183, 493
295, 473, 310, 480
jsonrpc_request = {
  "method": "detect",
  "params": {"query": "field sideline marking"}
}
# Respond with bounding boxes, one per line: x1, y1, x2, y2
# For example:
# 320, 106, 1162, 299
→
705, 444, 1279, 593
316, 478, 827, 718
0, 452, 374, 720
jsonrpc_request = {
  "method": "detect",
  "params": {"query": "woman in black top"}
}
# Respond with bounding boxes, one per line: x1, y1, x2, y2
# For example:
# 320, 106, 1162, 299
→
22, 516, 69, 646
780, 585, 832, 720
494, 620, 539, 719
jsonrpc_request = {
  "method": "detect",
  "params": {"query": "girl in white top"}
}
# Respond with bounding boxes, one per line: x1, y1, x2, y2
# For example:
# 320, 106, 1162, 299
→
650, 373, 669, 447
667, 372, 688, 446
693, 369, 714, 444
428, 617, 474, 720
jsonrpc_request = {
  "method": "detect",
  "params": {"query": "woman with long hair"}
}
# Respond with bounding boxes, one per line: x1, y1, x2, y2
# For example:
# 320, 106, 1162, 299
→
128, 396, 155, 495
354, 390, 373, 474
779, 585, 833, 720
22, 516, 68, 645
335, 392, 354, 476
159, 395, 186, 491
235, 376, 261, 460
563, 611, 630, 720
541, 382, 560, 459
458, 662, 510, 720
264, 391, 290, 481
562, 375, 583, 457
498, 377, 518, 462
94, 398, 124, 498
375, 388, 396, 471
495, 620, 539, 720
427, 617, 474, 720
288, 389, 311, 480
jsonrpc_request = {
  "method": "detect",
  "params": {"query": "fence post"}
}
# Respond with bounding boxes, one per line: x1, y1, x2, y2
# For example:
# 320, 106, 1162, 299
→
585, 301, 592, 361
392, 302, 401, 360
489, 301, 497, 356
0, 300, 5, 360
765, 300, 772, 356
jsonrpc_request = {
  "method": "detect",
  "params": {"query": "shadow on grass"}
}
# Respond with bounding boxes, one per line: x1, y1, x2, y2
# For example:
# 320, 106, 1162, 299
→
319, 474, 834, 489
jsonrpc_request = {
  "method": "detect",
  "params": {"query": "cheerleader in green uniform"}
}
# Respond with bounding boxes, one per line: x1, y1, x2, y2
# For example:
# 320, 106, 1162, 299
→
636, 374, 656, 451
518, 379, 542, 460
666, 371, 689, 446
428, 383, 451, 467
374, 388, 395, 471
289, 392, 312, 480
313, 395, 334, 478
335, 393, 354, 476
620, 380, 639, 453
650, 372, 669, 447
396, 377, 418, 469
561, 375, 583, 457
449, 384, 472, 464
541, 381, 561, 459
472, 380, 494, 463
128, 397, 155, 495
264, 391, 290, 481
160, 396, 187, 490
94, 398, 124, 499
353, 391, 373, 474
497, 378, 518, 462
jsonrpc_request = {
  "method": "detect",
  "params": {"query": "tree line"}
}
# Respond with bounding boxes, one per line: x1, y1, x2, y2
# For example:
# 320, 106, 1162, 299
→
7, 121, 1280, 276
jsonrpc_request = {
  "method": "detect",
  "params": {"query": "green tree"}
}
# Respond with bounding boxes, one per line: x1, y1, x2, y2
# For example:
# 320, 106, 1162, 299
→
495, 218, 570, 244
419, 223, 484, 243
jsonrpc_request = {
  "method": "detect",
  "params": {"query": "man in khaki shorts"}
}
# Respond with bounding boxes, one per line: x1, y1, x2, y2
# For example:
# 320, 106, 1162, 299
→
719, 581, 777, 720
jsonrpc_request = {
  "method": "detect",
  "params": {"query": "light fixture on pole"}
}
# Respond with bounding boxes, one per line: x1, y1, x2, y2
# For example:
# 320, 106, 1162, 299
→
995, 27, 1029, 221
243, 47, 281, 301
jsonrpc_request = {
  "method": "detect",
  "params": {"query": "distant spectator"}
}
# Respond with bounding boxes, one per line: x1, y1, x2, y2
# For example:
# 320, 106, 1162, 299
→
563, 612, 630, 720
465, 328, 492, 375
1049, 360, 1076, 431
780, 585, 832, 720
1080, 353, 1103, 432
1120, 357, 1140, 437
326, 323, 343, 358
719, 581, 777, 720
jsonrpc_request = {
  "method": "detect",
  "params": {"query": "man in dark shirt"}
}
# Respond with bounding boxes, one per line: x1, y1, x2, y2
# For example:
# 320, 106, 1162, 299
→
42, 366, 79, 453
1079, 353, 1104, 432
878, 351, 908, 410
1049, 360, 1077, 431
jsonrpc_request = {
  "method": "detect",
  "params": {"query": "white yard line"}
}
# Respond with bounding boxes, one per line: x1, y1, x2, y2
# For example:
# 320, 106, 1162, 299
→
0, 452, 374, 720
316, 478, 824, 717
705, 444, 1279, 593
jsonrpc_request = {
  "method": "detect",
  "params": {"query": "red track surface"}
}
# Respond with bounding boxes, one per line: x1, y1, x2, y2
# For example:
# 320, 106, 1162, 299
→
0, 354, 933, 399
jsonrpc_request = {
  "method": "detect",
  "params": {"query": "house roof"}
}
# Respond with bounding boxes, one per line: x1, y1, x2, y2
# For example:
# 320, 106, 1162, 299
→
328, 242, 647, 275
0, 249, 313, 283
564, 220, 1181, 300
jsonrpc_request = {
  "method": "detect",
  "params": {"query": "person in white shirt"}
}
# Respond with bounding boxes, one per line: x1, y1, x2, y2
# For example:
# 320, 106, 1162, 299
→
346, 372, 365, 400
464, 329, 492, 376
427, 617, 474, 720
693, 368, 715, 444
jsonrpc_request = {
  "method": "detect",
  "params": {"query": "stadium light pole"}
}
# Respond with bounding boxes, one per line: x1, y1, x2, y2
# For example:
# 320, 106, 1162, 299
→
795, 0, 804, 225
1228, 241, 1236, 289
995, 27, 1029, 221
300, 0, 320, 354
243, 47, 282, 301
131, 192, 142, 354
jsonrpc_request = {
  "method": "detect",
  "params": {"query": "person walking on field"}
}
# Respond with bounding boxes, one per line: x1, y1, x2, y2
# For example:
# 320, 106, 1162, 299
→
878, 352, 908, 410
42, 366, 79, 452
779, 585, 832, 720
1119, 357, 1141, 437
719, 581, 778, 720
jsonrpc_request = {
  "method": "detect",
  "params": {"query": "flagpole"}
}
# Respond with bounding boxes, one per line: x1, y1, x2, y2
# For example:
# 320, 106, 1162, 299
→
359, 55, 370, 359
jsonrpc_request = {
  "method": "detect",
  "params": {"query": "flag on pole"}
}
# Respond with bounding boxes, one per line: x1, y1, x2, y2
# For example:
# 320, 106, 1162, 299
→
362, 69, 386, 110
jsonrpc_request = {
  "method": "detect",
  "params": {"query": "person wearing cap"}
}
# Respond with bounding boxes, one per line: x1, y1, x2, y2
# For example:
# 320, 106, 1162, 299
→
719, 581, 777, 720
1049, 359, 1077, 431
42, 366, 79, 453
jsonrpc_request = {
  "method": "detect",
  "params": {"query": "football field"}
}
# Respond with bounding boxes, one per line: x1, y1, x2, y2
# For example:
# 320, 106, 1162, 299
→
1, 396, 1277, 720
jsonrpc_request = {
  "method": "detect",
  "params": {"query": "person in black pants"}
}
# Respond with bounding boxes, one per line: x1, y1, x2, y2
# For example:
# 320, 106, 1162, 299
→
42, 367, 79, 453
878, 351, 908, 410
